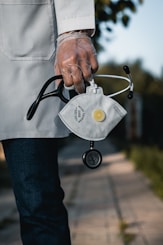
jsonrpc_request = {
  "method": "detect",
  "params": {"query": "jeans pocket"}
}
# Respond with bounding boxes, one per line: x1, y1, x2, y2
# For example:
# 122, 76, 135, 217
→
0, 0, 55, 60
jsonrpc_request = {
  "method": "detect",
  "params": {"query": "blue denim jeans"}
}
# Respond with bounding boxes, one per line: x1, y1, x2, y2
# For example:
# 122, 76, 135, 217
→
2, 138, 71, 245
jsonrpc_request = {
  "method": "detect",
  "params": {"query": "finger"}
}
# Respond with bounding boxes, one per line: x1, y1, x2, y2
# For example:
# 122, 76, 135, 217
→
78, 46, 98, 79
70, 65, 85, 93
54, 63, 62, 85
90, 58, 99, 73
60, 64, 84, 93
89, 50, 99, 73
79, 60, 92, 81
61, 68, 74, 87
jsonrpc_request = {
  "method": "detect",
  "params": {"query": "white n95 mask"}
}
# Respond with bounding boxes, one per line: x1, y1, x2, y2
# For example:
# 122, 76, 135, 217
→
59, 83, 127, 141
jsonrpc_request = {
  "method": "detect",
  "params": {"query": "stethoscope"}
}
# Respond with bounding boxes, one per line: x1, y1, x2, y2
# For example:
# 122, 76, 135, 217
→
27, 65, 134, 169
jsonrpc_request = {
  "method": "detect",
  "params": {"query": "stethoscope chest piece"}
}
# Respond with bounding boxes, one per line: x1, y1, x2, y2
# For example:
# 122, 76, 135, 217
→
82, 141, 102, 169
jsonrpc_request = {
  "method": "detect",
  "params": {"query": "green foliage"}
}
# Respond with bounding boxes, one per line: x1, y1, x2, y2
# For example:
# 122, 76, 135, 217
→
129, 60, 163, 95
94, 0, 143, 49
119, 219, 136, 244
127, 145, 163, 199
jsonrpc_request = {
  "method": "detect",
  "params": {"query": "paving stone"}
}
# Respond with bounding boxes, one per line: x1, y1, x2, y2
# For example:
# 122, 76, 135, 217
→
0, 138, 163, 245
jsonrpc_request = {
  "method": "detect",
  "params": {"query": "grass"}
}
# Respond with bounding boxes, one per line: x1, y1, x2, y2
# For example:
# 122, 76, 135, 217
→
126, 145, 163, 199
119, 219, 136, 244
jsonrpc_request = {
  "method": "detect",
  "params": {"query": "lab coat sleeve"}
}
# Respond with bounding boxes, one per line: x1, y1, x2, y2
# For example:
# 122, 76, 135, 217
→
54, 0, 95, 35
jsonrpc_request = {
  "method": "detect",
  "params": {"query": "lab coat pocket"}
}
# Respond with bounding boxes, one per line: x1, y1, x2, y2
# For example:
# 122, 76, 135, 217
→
0, 0, 55, 60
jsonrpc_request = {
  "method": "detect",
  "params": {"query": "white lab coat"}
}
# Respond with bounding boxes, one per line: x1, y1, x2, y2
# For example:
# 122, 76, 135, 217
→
0, 0, 95, 140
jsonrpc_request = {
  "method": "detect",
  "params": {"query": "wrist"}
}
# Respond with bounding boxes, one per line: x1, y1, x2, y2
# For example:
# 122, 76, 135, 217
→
57, 29, 92, 45
59, 29, 93, 37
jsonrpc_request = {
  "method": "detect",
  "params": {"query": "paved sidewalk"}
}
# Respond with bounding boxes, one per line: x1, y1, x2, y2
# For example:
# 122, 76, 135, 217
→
0, 138, 163, 244
59, 138, 163, 245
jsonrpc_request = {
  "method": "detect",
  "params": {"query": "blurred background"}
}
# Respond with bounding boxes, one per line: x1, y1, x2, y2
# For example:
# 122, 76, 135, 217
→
93, 0, 163, 199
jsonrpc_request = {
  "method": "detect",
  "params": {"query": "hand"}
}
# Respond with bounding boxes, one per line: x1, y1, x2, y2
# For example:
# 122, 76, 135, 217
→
54, 31, 98, 93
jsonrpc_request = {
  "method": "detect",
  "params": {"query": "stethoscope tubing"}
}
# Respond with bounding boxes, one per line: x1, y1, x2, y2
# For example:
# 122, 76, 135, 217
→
27, 66, 134, 120
94, 74, 133, 97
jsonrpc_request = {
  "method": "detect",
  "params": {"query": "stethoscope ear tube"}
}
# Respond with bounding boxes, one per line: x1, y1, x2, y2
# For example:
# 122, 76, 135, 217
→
26, 75, 65, 120
94, 65, 133, 99
26, 100, 39, 120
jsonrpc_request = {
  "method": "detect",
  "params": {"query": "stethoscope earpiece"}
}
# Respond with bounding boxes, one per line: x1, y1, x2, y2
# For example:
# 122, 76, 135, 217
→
123, 65, 134, 99
128, 91, 133, 99
123, 65, 130, 74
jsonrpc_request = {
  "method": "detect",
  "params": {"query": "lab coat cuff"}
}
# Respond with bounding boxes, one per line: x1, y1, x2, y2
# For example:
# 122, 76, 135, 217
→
57, 16, 95, 37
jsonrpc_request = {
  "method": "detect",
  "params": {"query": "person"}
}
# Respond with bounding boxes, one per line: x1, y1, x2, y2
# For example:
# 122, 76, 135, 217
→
0, 0, 98, 244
